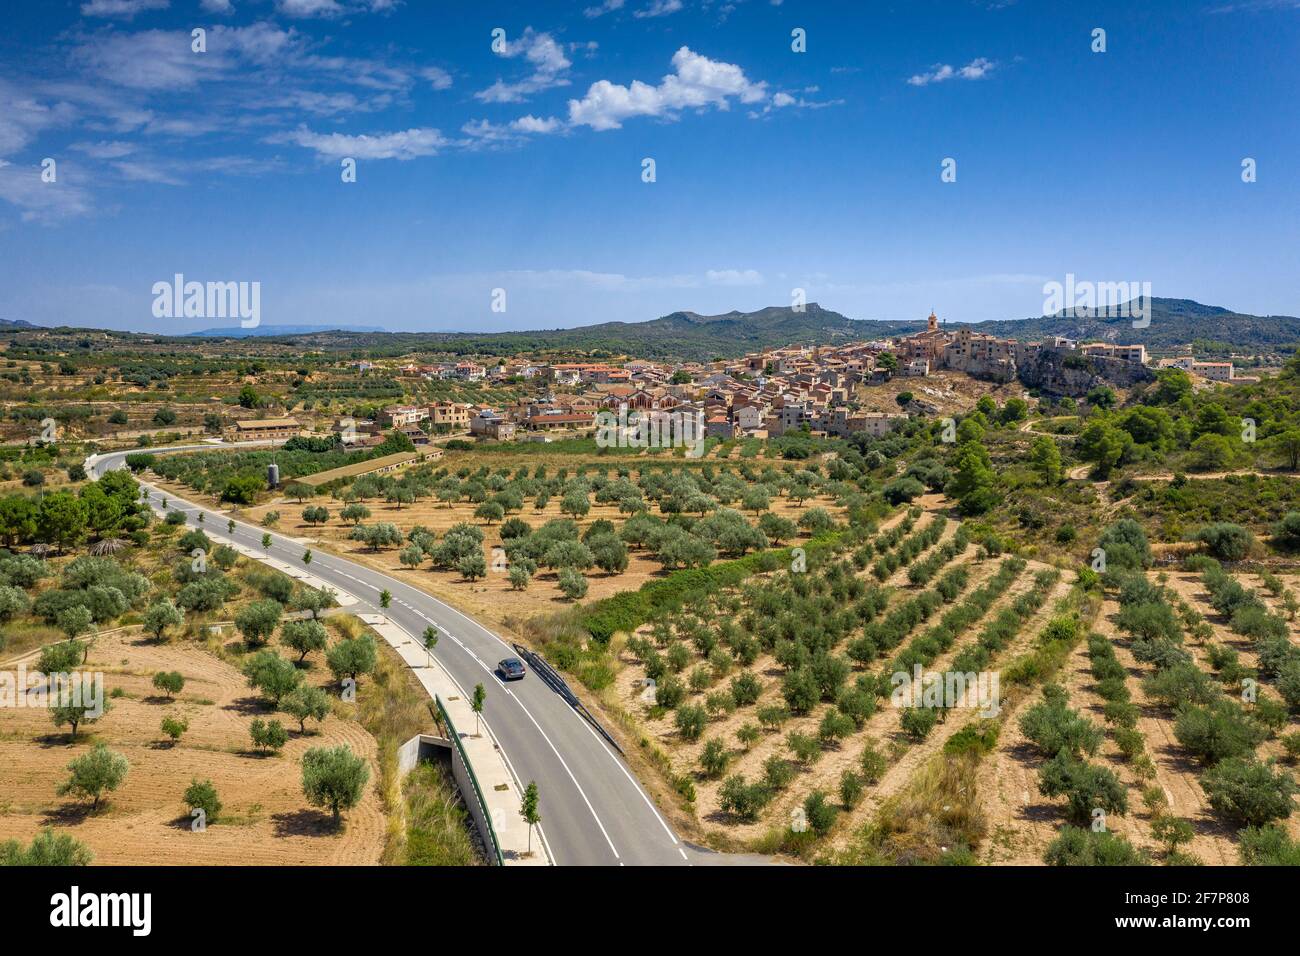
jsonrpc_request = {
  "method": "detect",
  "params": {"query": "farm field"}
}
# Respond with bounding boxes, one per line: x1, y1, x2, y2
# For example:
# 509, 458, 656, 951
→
976, 556, 1300, 866
139, 453, 858, 635
590, 493, 1075, 855
136, 434, 1300, 867
0, 622, 385, 865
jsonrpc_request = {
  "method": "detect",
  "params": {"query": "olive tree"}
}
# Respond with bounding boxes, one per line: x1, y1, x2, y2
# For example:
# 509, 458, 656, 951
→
58, 744, 129, 810
301, 744, 370, 822
234, 599, 283, 649
280, 619, 328, 663
282, 685, 332, 733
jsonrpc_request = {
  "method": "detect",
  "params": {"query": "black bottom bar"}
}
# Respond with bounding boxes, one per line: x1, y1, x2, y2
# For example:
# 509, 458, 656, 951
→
0, 866, 1275, 942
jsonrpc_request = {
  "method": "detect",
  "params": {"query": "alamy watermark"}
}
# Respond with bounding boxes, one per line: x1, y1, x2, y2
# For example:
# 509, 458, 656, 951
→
595, 403, 706, 459
152, 274, 261, 328
890, 665, 1001, 718
0, 666, 105, 718
1042, 273, 1152, 328
50, 886, 151, 936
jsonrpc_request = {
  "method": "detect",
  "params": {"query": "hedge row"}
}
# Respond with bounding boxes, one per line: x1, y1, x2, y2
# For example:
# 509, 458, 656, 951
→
579, 532, 842, 643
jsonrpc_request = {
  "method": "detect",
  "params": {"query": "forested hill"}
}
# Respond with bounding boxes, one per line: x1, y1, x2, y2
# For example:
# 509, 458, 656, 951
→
5, 299, 1297, 362
240, 303, 909, 361
972, 299, 1300, 357
216, 298, 1299, 361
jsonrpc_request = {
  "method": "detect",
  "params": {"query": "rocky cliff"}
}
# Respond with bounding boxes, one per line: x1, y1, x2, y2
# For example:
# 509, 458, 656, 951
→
1018, 346, 1155, 396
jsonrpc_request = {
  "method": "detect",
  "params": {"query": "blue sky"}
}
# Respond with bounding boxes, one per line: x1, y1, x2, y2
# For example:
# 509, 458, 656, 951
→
1, 0, 1297, 334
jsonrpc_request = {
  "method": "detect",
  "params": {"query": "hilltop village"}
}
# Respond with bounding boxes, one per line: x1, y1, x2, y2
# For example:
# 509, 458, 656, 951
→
295, 312, 1253, 449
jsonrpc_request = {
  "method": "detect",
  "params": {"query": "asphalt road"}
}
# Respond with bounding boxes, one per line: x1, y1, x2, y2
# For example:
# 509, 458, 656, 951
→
86, 445, 717, 866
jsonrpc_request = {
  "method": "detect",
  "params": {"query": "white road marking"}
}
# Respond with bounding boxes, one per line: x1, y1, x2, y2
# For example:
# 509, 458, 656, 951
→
107, 451, 628, 864
509, 695, 620, 861
569, 705, 679, 846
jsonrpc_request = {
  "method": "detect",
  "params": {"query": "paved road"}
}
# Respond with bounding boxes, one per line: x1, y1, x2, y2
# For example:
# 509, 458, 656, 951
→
86, 445, 727, 866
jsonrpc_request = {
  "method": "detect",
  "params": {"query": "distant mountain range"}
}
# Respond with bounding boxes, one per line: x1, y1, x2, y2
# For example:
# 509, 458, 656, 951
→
4, 299, 1297, 362
973, 298, 1300, 353
193, 323, 387, 337
193, 299, 1295, 361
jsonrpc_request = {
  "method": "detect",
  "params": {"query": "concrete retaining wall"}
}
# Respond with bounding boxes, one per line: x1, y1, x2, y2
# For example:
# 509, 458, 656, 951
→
397, 733, 451, 776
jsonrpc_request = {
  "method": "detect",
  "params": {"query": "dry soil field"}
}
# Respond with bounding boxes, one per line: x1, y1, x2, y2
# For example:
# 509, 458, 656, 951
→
0, 624, 385, 865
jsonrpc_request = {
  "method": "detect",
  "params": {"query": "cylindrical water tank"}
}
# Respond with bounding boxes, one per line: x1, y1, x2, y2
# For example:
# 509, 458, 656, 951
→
267, 463, 280, 488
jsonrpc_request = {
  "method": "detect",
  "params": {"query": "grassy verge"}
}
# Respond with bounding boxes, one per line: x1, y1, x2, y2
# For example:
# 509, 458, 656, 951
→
401, 760, 482, 866
353, 624, 447, 864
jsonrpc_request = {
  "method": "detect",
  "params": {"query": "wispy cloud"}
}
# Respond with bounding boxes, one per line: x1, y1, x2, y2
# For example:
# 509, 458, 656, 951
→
705, 269, 764, 286
0, 160, 95, 222
276, 125, 448, 160
80, 0, 170, 19
111, 158, 185, 185
1209, 1, 1300, 11
73, 23, 296, 91
634, 0, 684, 17
907, 57, 996, 86
483, 268, 764, 292
274, 0, 401, 14
583, 0, 625, 17
71, 140, 137, 159
0, 79, 79, 156
475, 29, 572, 104
421, 66, 453, 90
753, 88, 844, 116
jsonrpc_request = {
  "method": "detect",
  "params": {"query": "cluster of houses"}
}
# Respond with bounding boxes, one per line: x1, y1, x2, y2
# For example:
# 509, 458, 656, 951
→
1153, 355, 1260, 384
352, 360, 491, 381
892, 312, 1255, 385
325, 400, 475, 447
314, 311, 1262, 450
338, 349, 911, 447
892, 312, 1151, 383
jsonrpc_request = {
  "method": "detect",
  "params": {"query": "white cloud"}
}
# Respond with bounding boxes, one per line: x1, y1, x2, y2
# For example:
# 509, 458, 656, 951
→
275, 0, 403, 14
4, 16, 434, 219
0, 79, 79, 157
277, 0, 345, 16
278, 125, 447, 160
460, 119, 520, 146
262, 90, 366, 115
1209, 1, 1300, 11
81, 0, 170, 19
74, 24, 297, 91
200, 0, 234, 13
754, 89, 844, 116
461, 114, 562, 147
568, 46, 768, 131
422, 66, 453, 90
512, 114, 562, 134
706, 269, 764, 286
0, 161, 94, 222
144, 116, 220, 137
584, 0, 625, 16
475, 29, 572, 103
71, 139, 137, 158
489, 269, 755, 292
634, 0, 683, 17
112, 159, 185, 185
907, 57, 996, 86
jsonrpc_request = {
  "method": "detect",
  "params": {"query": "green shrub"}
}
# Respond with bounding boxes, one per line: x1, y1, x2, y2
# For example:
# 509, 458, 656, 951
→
1044, 826, 1149, 866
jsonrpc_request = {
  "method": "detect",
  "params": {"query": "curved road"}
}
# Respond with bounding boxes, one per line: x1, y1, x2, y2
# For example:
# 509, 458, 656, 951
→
87, 444, 718, 866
